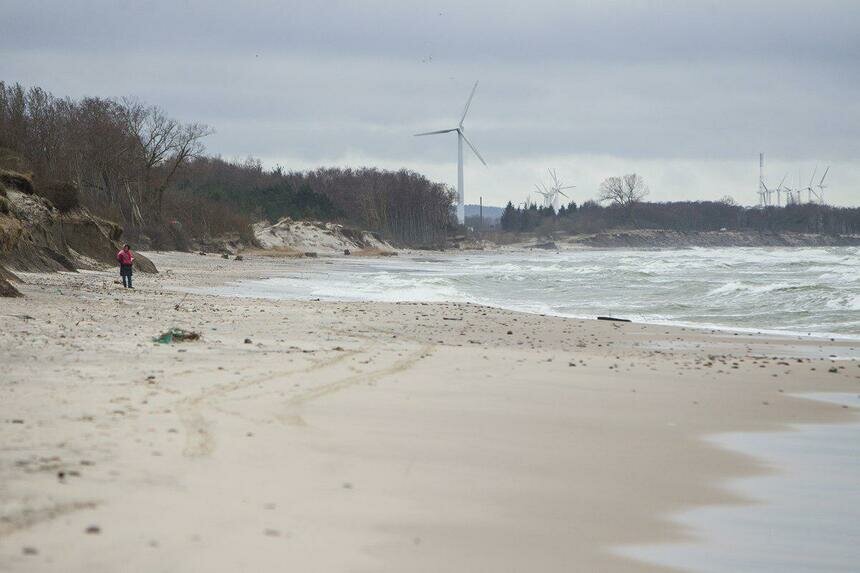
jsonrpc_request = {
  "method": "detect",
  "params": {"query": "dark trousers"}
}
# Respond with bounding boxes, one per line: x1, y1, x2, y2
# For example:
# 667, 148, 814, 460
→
120, 264, 133, 288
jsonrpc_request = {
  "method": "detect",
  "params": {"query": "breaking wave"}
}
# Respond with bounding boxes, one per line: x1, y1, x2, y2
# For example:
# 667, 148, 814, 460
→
212, 246, 860, 339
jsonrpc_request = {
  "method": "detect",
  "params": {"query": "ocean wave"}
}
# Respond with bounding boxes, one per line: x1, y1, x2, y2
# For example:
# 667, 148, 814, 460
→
706, 281, 796, 296
209, 247, 860, 337
825, 294, 860, 311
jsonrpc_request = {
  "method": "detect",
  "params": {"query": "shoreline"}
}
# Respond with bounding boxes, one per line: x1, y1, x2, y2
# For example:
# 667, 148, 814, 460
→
617, 392, 860, 571
196, 275, 860, 346
1, 251, 859, 571
492, 229, 860, 250
186, 249, 860, 346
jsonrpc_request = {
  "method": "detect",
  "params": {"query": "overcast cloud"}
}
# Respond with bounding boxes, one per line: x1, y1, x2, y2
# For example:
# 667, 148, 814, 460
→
2, 0, 859, 206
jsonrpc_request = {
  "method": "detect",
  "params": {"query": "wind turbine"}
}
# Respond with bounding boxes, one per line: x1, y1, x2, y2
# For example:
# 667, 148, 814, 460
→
548, 169, 574, 210
414, 81, 487, 224
815, 166, 830, 203
795, 166, 830, 204
534, 184, 552, 207
784, 177, 800, 205
807, 166, 818, 203
535, 169, 575, 210
761, 173, 788, 207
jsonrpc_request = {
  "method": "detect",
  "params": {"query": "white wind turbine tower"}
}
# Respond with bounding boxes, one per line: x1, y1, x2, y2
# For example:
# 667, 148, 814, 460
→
815, 166, 830, 203
806, 166, 819, 203
414, 81, 487, 225
535, 184, 553, 207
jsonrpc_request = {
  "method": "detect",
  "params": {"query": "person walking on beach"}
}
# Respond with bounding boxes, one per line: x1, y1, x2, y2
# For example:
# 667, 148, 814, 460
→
116, 244, 135, 288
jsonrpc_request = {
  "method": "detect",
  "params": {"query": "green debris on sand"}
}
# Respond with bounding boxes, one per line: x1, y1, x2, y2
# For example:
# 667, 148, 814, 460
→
153, 328, 201, 344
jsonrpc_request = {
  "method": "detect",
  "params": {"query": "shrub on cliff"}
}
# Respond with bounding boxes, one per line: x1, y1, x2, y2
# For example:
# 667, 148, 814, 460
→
0, 263, 21, 297
39, 181, 80, 212
0, 276, 21, 297
0, 169, 35, 195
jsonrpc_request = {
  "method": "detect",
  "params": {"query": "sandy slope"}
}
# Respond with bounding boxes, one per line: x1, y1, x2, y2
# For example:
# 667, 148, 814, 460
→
0, 252, 858, 572
253, 219, 393, 255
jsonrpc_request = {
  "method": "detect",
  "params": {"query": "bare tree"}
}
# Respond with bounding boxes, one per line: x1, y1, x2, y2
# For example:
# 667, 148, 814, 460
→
123, 100, 212, 218
598, 173, 649, 225
598, 173, 649, 206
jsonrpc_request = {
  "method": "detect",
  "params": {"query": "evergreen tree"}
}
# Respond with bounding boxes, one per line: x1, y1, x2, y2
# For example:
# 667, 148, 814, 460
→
501, 201, 519, 231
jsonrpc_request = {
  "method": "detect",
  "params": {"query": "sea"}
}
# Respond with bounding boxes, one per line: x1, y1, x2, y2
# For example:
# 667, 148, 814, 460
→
211, 246, 860, 339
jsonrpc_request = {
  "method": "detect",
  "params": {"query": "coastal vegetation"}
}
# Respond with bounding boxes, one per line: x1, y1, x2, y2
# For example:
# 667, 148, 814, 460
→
500, 194, 860, 237
0, 82, 454, 249
169, 158, 453, 247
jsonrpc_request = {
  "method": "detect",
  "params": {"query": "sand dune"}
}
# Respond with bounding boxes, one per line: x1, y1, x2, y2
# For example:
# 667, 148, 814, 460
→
253, 218, 394, 255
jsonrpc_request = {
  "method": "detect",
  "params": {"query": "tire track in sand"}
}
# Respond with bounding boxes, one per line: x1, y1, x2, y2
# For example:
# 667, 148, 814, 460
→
176, 348, 361, 458
0, 501, 99, 538
278, 343, 434, 426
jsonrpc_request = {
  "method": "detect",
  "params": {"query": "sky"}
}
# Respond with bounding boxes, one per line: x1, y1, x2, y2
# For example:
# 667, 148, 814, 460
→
2, 0, 859, 207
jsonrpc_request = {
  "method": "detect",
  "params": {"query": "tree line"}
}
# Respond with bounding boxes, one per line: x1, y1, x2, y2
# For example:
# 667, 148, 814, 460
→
501, 174, 860, 236
170, 158, 453, 246
0, 82, 455, 248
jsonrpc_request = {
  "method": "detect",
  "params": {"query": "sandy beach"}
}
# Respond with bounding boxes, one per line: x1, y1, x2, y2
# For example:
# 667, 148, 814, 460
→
1, 251, 858, 572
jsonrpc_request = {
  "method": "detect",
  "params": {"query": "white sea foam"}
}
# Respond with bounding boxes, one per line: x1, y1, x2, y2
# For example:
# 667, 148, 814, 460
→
204, 247, 860, 339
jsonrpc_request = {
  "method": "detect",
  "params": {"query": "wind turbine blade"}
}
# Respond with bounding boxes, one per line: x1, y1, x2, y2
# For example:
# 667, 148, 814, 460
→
558, 190, 569, 198
778, 173, 788, 189
460, 131, 487, 166
819, 166, 830, 186
559, 185, 576, 190
414, 128, 458, 137
459, 81, 479, 127
808, 165, 818, 188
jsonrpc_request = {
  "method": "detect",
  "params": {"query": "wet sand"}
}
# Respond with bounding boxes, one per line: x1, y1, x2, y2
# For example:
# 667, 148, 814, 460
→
619, 393, 860, 571
1, 251, 858, 572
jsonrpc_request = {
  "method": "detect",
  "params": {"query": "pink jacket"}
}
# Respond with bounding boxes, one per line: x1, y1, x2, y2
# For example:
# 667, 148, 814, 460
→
117, 249, 134, 265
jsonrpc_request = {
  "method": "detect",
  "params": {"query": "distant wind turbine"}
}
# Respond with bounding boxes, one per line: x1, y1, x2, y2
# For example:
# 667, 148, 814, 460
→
816, 166, 830, 203
414, 81, 487, 225
795, 166, 830, 204
535, 168, 575, 210
761, 173, 788, 206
